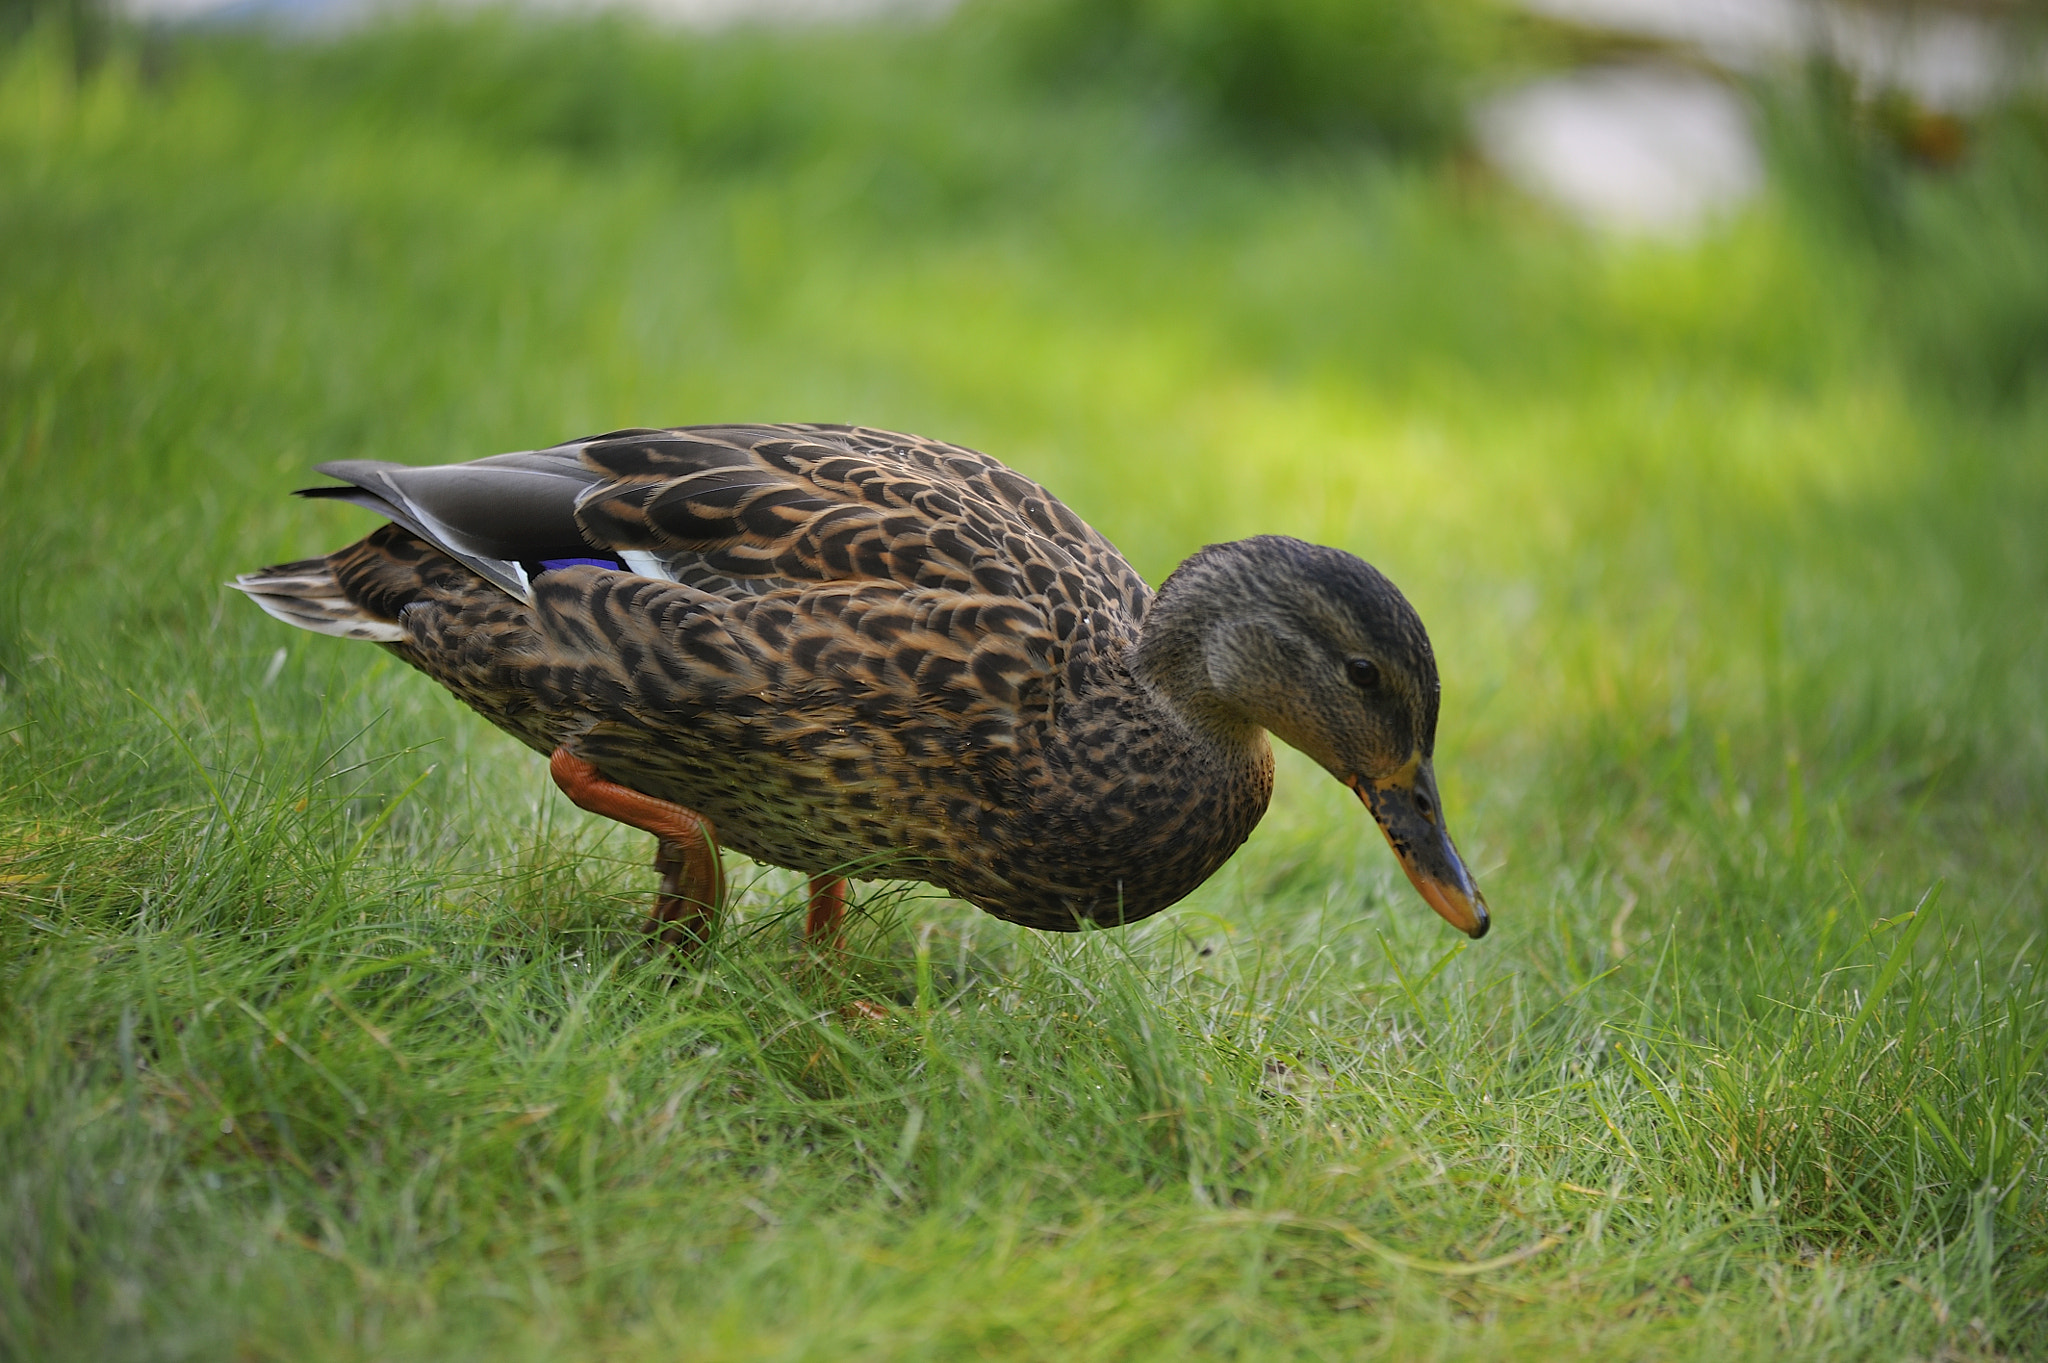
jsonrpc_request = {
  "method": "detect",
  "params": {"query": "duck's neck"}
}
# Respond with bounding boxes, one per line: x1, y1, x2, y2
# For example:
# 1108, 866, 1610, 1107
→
1130, 541, 1274, 750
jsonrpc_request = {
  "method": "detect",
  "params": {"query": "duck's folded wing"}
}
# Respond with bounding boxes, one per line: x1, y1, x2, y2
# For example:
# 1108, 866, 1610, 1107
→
288, 425, 1151, 687
570, 425, 1152, 631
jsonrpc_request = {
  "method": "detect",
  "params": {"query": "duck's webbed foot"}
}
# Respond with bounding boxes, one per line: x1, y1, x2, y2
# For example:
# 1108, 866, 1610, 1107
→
550, 747, 725, 952
650, 834, 724, 950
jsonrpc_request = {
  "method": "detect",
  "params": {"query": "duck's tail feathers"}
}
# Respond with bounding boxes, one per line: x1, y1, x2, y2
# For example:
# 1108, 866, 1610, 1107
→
231, 557, 408, 643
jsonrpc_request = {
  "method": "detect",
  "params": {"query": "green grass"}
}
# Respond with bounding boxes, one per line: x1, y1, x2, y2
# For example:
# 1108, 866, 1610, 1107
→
3, 13, 2046, 1359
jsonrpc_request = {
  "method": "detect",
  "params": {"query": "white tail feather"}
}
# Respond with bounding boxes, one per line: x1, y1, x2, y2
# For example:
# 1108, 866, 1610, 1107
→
231, 571, 407, 643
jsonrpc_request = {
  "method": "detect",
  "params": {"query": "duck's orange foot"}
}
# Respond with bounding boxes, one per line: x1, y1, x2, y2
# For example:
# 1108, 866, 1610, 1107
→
551, 746, 725, 953
650, 836, 720, 951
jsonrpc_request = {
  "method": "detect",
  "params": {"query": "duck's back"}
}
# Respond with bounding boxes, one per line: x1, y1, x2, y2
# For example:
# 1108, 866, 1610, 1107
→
240, 426, 1273, 928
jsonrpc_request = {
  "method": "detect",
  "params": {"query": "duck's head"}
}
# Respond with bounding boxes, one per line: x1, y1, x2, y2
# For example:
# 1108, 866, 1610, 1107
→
1139, 535, 1490, 938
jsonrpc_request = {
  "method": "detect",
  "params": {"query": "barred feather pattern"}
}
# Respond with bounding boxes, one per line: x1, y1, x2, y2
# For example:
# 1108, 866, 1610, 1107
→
317, 426, 1274, 930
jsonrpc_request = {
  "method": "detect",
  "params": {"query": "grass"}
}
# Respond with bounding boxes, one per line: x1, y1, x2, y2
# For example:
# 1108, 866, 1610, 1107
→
2, 11, 2046, 1359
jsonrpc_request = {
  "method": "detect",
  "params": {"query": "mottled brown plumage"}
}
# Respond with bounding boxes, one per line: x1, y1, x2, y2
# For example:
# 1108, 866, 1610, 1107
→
236, 424, 1489, 939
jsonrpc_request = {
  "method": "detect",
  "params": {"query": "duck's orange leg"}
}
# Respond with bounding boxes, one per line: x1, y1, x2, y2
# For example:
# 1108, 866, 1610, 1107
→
802, 874, 887, 1022
805, 874, 849, 950
550, 747, 725, 952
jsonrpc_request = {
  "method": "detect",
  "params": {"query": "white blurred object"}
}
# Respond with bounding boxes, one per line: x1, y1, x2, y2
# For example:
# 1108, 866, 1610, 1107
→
1519, 0, 2022, 112
1475, 65, 1765, 237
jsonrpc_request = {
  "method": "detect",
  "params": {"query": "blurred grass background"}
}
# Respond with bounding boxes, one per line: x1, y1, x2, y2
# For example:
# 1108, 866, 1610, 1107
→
2, 1, 2046, 1358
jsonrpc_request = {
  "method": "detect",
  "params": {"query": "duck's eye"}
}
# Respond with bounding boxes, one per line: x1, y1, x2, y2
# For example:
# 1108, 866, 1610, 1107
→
1347, 658, 1382, 692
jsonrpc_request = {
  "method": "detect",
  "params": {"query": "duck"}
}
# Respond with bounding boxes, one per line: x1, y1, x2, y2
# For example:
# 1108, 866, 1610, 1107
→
234, 424, 1489, 951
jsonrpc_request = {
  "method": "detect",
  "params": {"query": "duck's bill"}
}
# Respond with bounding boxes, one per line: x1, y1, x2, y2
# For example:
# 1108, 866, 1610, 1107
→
1349, 762, 1490, 939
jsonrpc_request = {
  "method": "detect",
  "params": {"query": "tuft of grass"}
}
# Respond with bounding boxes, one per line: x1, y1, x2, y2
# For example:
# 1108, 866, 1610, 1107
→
1, 13, 2044, 1359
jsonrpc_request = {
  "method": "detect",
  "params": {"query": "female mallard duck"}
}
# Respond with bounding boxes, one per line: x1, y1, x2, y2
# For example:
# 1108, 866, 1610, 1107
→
236, 424, 1488, 949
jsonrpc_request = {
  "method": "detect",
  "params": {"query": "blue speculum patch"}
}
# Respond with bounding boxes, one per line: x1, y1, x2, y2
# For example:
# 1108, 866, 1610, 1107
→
535, 557, 625, 573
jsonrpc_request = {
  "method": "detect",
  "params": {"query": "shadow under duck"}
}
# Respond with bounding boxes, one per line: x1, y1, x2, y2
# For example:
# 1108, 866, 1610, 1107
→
236, 425, 1489, 947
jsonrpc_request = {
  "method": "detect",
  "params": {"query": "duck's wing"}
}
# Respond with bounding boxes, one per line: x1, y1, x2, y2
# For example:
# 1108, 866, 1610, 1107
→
280, 425, 1150, 730
570, 424, 1152, 630
296, 425, 1150, 627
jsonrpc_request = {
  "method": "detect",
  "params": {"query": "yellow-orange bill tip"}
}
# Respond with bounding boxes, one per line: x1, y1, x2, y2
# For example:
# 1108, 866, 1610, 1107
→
1407, 864, 1490, 939
1351, 776, 1490, 939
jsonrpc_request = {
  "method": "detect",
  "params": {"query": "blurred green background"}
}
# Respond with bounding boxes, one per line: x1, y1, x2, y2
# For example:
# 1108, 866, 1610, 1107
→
3, 1, 2046, 1359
